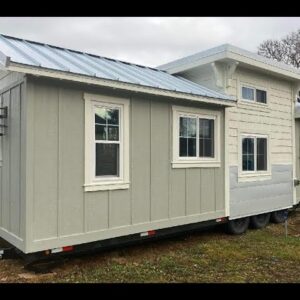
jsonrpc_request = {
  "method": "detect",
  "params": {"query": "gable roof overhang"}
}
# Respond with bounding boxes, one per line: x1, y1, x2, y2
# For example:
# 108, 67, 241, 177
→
158, 44, 300, 83
0, 34, 236, 107
0, 60, 236, 107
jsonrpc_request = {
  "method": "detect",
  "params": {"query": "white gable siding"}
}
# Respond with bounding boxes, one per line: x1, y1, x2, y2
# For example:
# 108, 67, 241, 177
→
227, 67, 293, 167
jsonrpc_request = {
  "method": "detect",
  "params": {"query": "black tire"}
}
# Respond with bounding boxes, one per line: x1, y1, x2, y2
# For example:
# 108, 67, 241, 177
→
227, 217, 250, 235
270, 209, 288, 224
250, 213, 271, 229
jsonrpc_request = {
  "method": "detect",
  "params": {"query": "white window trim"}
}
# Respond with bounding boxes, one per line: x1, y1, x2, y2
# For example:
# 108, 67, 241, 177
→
239, 83, 269, 108
172, 106, 221, 168
84, 93, 130, 192
238, 132, 271, 182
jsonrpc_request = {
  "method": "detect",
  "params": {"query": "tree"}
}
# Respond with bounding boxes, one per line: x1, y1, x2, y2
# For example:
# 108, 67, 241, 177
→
258, 29, 300, 68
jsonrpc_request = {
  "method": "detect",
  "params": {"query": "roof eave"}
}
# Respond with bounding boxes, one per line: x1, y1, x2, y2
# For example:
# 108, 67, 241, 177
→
7, 62, 236, 107
161, 48, 300, 81
0, 50, 10, 68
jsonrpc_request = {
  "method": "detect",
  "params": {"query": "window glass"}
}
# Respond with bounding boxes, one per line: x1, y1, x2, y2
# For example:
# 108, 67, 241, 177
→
179, 117, 196, 157
95, 106, 120, 177
199, 119, 214, 157
95, 144, 119, 176
242, 138, 255, 171
242, 87, 254, 101
256, 89, 267, 104
257, 138, 267, 170
95, 107, 119, 141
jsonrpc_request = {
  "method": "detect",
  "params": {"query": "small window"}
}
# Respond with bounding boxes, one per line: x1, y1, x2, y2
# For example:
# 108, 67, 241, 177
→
242, 136, 268, 172
256, 89, 267, 104
242, 87, 254, 101
178, 116, 215, 158
172, 106, 220, 168
241, 86, 267, 104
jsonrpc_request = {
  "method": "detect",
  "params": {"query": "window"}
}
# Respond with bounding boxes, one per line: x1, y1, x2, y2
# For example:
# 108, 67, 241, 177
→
241, 86, 267, 104
172, 106, 221, 168
95, 106, 120, 177
179, 116, 214, 158
256, 89, 267, 104
84, 93, 129, 192
242, 87, 254, 101
242, 135, 268, 173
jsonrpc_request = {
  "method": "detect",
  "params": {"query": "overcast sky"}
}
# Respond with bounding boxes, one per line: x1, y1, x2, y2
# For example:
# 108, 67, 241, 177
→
0, 17, 299, 67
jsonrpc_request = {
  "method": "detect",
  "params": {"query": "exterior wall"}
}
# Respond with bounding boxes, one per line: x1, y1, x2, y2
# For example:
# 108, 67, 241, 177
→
230, 165, 293, 218
227, 67, 293, 167
295, 119, 300, 201
179, 64, 223, 93
178, 65, 295, 218
227, 67, 294, 217
0, 71, 26, 251
25, 77, 226, 253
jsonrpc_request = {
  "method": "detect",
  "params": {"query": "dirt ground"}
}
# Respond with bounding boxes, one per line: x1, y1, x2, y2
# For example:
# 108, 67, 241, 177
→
0, 209, 299, 283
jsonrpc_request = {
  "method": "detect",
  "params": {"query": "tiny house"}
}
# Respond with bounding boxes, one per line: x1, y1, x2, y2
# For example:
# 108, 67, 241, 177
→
0, 35, 299, 259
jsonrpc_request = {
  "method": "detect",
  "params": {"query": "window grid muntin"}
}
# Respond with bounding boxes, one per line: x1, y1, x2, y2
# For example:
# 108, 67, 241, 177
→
242, 135, 268, 173
179, 115, 215, 159
241, 85, 267, 104
94, 104, 122, 179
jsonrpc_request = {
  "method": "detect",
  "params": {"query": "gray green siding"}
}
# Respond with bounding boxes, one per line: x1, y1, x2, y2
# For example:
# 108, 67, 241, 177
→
25, 77, 225, 253
0, 72, 26, 251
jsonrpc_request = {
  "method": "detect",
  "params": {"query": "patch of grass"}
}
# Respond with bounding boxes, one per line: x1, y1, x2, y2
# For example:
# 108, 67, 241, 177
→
1, 212, 299, 283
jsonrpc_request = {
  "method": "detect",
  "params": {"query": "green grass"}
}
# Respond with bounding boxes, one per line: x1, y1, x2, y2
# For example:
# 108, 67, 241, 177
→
0, 212, 299, 283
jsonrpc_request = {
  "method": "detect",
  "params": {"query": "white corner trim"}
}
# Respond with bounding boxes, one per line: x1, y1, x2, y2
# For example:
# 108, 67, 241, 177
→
224, 107, 230, 217
84, 93, 130, 192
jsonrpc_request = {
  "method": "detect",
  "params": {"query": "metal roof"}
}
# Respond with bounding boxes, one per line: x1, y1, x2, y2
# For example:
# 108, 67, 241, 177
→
0, 34, 234, 102
158, 44, 300, 79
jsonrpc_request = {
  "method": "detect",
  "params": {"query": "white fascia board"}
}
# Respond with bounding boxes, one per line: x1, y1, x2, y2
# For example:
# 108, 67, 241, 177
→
162, 51, 227, 74
226, 51, 300, 81
0, 50, 10, 68
6, 62, 236, 107
162, 46, 300, 81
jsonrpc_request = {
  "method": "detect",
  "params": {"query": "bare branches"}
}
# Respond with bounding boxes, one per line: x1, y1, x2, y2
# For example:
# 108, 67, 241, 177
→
258, 29, 300, 68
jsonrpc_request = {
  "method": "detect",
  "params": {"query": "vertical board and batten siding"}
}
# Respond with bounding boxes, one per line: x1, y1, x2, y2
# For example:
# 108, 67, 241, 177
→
25, 77, 225, 253
0, 71, 26, 251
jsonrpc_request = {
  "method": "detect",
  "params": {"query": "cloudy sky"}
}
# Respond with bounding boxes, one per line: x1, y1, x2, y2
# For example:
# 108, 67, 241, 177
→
0, 17, 299, 67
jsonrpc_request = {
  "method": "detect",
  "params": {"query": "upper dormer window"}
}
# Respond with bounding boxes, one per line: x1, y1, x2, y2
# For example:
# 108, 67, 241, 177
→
242, 86, 267, 104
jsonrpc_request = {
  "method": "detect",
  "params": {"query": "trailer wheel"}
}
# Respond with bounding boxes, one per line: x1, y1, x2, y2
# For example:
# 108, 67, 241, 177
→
227, 217, 250, 235
250, 213, 270, 229
270, 209, 288, 224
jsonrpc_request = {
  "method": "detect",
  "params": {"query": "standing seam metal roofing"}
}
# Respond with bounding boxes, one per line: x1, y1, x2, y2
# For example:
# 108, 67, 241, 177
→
0, 34, 234, 101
